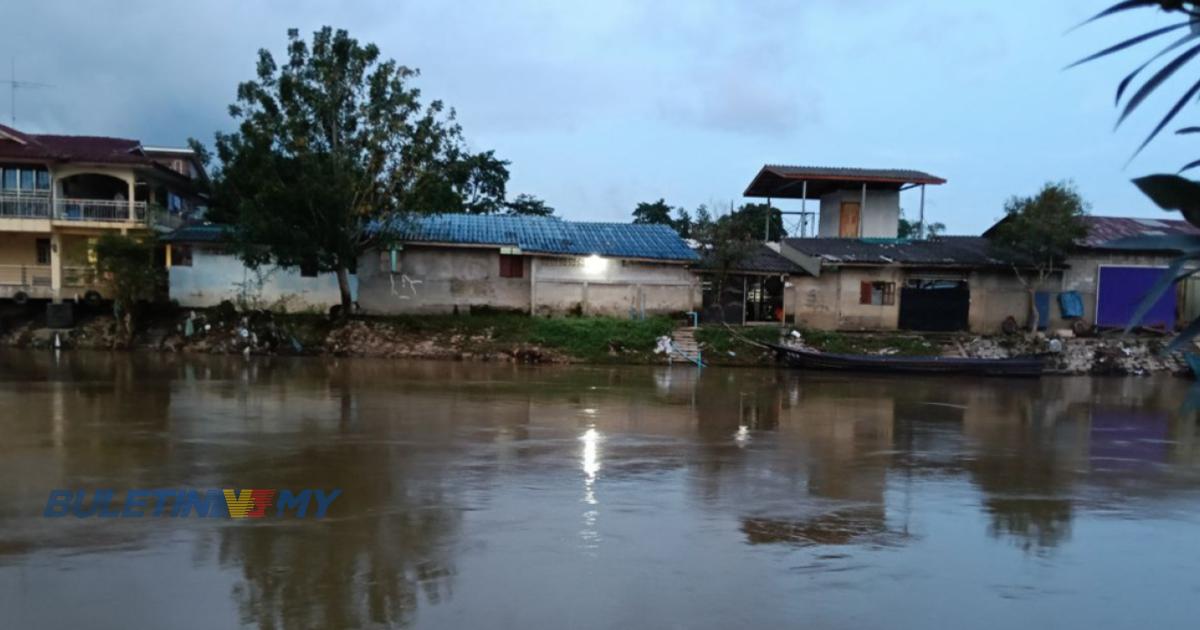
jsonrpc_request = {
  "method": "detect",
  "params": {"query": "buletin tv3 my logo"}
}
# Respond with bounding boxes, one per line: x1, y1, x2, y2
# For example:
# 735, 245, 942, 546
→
44, 489, 341, 518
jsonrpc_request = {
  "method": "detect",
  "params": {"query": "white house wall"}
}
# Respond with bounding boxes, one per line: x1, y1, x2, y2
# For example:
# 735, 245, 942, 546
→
169, 249, 353, 311
817, 189, 901, 238
356, 245, 697, 316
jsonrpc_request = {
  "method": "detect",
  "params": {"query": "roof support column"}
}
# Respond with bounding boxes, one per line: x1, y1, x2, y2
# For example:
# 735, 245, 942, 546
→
801, 181, 807, 237
764, 197, 772, 241
859, 182, 867, 238
918, 184, 927, 240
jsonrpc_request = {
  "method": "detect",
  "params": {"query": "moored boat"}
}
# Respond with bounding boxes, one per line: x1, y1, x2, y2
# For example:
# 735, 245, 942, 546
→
768, 343, 1043, 377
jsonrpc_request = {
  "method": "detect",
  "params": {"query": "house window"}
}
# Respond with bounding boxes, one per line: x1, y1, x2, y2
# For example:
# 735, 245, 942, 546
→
35, 239, 50, 265
859, 281, 895, 306
300, 258, 319, 278
19, 169, 34, 191
1, 169, 16, 190
36, 170, 50, 190
499, 254, 524, 278
172, 244, 193, 267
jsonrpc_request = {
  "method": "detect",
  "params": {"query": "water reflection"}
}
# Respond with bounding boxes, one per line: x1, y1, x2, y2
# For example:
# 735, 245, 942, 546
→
1, 353, 1199, 629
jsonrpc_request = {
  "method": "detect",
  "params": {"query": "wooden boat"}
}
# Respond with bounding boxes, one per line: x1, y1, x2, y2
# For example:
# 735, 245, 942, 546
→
768, 344, 1043, 377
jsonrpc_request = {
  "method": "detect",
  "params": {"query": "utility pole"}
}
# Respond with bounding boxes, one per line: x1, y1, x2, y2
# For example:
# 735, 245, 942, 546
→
3, 59, 53, 126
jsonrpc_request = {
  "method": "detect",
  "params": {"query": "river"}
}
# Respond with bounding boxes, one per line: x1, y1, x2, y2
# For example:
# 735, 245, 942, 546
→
0, 351, 1198, 629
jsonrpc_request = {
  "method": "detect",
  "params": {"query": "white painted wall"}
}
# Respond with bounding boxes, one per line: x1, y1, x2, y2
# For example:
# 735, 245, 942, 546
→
169, 248, 354, 311
817, 189, 901, 238
356, 245, 696, 316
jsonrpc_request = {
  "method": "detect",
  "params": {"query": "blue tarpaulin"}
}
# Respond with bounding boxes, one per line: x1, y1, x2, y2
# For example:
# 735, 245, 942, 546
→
1058, 291, 1084, 319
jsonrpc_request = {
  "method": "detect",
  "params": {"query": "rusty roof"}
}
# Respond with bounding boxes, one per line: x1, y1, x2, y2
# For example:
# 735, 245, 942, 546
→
1076, 215, 1200, 249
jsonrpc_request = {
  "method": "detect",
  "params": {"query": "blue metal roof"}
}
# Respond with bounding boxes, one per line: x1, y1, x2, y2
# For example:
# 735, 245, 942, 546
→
385, 214, 699, 262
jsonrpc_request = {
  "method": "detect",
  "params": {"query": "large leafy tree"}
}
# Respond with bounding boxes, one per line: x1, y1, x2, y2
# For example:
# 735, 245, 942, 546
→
208, 27, 508, 312
631, 199, 696, 238
505, 193, 555, 216
990, 182, 1089, 333
95, 234, 164, 341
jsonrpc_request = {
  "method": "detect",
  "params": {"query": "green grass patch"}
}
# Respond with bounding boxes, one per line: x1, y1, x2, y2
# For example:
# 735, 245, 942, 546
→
529, 316, 675, 361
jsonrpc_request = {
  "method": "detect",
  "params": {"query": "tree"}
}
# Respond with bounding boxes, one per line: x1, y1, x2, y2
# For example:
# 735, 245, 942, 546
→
95, 234, 163, 341
632, 199, 674, 225
207, 27, 508, 313
898, 210, 946, 239
632, 199, 695, 238
673, 207, 693, 240
721, 202, 785, 241
989, 182, 1089, 333
505, 193, 555, 216
692, 204, 758, 306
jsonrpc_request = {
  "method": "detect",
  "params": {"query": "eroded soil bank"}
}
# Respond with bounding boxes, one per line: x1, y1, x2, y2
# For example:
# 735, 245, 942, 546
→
0, 303, 1189, 374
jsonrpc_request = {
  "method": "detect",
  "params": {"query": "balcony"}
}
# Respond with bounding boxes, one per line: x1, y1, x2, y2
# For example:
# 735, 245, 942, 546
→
0, 191, 51, 218
54, 198, 146, 222
0, 264, 102, 300
1, 191, 183, 230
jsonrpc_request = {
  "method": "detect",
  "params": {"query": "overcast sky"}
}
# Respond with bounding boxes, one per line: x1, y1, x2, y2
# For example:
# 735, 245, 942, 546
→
2, 1, 1195, 234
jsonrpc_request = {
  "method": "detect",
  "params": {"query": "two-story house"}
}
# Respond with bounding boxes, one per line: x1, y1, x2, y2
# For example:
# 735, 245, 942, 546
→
714, 164, 1041, 333
0, 123, 205, 307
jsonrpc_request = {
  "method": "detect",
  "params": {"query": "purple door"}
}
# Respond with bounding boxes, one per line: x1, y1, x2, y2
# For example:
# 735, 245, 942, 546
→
1096, 266, 1176, 329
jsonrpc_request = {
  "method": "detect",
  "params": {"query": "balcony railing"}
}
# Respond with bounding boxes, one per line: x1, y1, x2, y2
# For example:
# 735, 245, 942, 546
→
0, 191, 51, 218
1, 192, 181, 228
0, 264, 99, 289
0, 264, 52, 288
54, 198, 147, 222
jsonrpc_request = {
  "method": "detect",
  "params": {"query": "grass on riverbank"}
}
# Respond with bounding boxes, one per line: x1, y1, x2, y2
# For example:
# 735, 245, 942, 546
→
354, 312, 676, 362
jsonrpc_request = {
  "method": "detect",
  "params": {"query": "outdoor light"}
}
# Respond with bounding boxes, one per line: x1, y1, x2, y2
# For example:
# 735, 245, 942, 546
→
582, 254, 607, 275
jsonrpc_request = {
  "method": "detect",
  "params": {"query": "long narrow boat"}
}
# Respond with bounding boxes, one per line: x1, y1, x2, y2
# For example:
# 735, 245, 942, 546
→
768, 344, 1044, 377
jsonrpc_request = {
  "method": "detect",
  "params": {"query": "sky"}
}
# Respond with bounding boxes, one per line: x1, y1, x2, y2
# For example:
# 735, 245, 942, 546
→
2, 0, 1197, 235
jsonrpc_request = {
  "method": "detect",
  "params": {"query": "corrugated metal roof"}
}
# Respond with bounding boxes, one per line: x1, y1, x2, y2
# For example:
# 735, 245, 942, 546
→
694, 243, 805, 274
162, 224, 228, 243
763, 165, 945, 184
1077, 215, 1200, 249
782, 236, 1033, 268
385, 214, 699, 261
744, 164, 945, 198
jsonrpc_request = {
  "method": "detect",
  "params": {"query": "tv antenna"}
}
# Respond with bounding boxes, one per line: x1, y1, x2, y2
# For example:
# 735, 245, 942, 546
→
3, 58, 53, 126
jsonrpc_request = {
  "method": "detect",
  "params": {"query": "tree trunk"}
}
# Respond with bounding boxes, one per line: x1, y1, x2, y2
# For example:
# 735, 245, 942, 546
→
336, 267, 353, 317
1026, 286, 1039, 334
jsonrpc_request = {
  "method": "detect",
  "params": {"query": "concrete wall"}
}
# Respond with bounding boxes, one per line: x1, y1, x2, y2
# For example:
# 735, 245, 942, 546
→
357, 245, 696, 317
0, 232, 39, 265
1056, 251, 1173, 328
790, 265, 1031, 333
169, 247, 352, 311
817, 189, 900, 238
791, 266, 904, 330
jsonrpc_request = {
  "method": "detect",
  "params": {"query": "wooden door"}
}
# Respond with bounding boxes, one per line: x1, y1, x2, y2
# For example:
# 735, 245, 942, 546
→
839, 202, 860, 237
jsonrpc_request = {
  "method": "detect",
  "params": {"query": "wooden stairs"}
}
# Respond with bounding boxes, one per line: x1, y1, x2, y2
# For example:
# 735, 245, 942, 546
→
670, 327, 705, 367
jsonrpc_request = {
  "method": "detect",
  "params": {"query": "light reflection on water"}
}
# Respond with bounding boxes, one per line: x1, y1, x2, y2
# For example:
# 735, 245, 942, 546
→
0, 351, 1198, 629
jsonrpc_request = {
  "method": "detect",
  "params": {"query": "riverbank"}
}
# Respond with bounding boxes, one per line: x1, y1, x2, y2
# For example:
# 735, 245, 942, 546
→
0, 304, 1190, 375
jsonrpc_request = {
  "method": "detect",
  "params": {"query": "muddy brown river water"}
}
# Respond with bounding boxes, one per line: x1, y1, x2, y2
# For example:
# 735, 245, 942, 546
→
0, 350, 1198, 629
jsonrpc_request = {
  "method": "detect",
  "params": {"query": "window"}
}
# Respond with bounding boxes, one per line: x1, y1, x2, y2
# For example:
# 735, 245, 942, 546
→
1, 169, 15, 190
36, 170, 50, 190
859, 281, 895, 306
172, 244, 193, 267
499, 254, 524, 278
35, 239, 50, 265
19, 169, 34, 191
